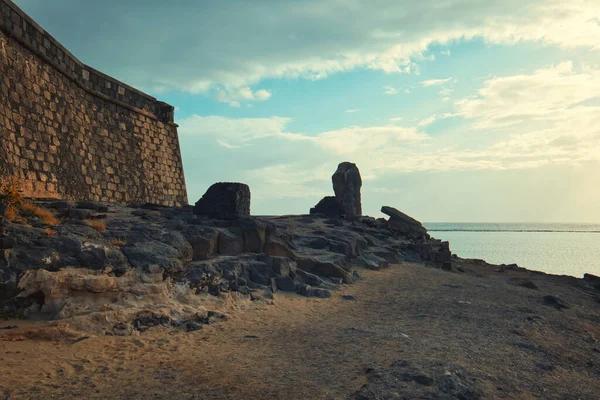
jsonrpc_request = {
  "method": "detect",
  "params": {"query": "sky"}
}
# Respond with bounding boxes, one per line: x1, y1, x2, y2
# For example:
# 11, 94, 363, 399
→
14, 0, 600, 222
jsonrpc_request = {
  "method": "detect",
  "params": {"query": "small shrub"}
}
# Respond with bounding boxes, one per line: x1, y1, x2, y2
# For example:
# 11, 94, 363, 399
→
44, 228, 57, 236
86, 219, 106, 232
111, 238, 126, 246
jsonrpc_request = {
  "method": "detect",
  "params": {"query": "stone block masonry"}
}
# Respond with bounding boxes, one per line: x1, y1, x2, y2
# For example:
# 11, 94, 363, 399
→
0, 0, 188, 206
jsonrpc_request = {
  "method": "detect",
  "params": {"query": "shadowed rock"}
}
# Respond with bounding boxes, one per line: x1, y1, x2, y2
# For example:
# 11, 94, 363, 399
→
310, 196, 341, 218
333, 162, 362, 217
194, 183, 250, 219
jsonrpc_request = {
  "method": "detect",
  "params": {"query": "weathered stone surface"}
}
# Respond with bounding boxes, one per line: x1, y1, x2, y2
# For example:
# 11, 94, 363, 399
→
187, 229, 219, 261
381, 206, 429, 240
238, 217, 266, 253
264, 238, 296, 258
297, 257, 353, 284
274, 276, 297, 292
0, 8, 187, 206
194, 183, 251, 219
217, 228, 245, 256
332, 162, 362, 217
272, 257, 296, 276
310, 196, 341, 218
297, 284, 332, 298
356, 360, 482, 400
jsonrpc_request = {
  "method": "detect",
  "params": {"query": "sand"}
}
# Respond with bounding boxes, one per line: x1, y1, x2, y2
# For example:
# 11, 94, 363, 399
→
1, 261, 599, 399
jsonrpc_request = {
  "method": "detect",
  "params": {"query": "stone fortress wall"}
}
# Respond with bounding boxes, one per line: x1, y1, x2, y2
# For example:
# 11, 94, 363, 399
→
0, 0, 188, 206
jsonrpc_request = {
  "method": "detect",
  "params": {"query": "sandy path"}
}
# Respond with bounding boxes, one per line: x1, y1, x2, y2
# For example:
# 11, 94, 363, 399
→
1, 263, 599, 399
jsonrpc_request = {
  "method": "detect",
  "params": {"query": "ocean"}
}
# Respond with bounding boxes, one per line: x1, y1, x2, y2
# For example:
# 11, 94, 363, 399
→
423, 223, 600, 278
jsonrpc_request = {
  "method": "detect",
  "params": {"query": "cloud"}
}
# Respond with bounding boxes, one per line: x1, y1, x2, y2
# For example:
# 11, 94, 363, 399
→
346, 109, 360, 113
21, 0, 600, 94
420, 78, 453, 87
452, 61, 600, 166
417, 115, 437, 127
389, 117, 403, 122
440, 50, 451, 56
383, 86, 399, 95
213, 86, 272, 107
439, 88, 454, 96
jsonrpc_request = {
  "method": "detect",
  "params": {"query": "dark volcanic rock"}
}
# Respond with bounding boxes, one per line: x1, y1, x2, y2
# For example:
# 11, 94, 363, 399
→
356, 360, 482, 400
543, 295, 569, 310
274, 276, 297, 292
194, 182, 251, 219
381, 206, 428, 240
310, 196, 341, 218
332, 162, 362, 217
297, 284, 332, 298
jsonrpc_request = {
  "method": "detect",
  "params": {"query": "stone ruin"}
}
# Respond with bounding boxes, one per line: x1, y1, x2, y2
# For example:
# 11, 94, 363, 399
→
194, 182, 251, 219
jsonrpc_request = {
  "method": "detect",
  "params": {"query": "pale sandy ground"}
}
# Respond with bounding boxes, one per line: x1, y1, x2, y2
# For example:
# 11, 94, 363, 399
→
1, 261, 599, 399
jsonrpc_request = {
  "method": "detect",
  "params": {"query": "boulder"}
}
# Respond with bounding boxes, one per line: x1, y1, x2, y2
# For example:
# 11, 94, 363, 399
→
194, 182, 251, 219
274, 276, 297, 292
296, 257, 353, 283
310, 196, 341, 218
381, 206, 428, 240
332, 162, 362, 217
297, 284, 332, 298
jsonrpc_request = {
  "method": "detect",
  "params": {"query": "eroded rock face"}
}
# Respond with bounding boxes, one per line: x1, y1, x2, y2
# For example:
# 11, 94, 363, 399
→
194, 183, 251, 219
332, 162, 362, 217
0, 197, 455, 321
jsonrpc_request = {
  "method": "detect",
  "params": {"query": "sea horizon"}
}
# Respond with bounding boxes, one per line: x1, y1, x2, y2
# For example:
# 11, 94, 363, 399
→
424, 222, 600, 278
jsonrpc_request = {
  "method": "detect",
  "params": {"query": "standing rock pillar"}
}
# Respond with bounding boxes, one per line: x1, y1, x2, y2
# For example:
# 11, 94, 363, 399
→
332, 162, 362, 217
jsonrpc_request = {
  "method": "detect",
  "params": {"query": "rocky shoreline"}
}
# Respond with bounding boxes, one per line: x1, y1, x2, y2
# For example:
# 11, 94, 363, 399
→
1, 163, 599, 398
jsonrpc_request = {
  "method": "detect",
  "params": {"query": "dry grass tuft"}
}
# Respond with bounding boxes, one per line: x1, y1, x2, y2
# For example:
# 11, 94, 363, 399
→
44, 228, 57, 236
21, 201, 60, 226
86, 219, 106, 232
0, 324, 81, 342
0, 176, 23, 221
111, 238, 126, 246
0, 176, 23, 210
4, 207, 17, 221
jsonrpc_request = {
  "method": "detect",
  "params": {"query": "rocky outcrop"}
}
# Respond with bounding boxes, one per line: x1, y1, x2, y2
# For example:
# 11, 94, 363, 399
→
0, 194, 457, 323
194, 182, 251, 219
333, 162, 362, 217
310, 196, 341, 218
310, 162, 362, 218
381, 206, 428, 240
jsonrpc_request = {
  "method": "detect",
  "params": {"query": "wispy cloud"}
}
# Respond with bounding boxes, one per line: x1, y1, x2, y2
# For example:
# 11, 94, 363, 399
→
440, 50, 451, 56
39, 0, 599, 94
346, 109, 361, 113
417, 115, 437, 127
383, 86, 400, 95
420, 78, 453, 87
214, 86, 272, 107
